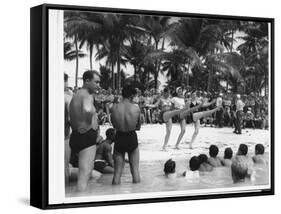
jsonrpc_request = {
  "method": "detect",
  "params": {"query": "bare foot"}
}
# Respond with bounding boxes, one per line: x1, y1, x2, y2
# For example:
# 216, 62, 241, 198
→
161, 147, 168, 151
174, 146, 180, 150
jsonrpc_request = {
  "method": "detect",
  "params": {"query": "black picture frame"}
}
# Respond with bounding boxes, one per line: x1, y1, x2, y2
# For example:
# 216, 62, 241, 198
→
30, 3, 275, 209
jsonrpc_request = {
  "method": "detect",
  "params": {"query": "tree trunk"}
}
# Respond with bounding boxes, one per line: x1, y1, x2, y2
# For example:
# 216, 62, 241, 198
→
74, 34, 79, 88
207, 66, 213, 92
186, 65, 190, 86
111, 63, 115, 90
89, 45, 93, 70
117, 53, 121, 93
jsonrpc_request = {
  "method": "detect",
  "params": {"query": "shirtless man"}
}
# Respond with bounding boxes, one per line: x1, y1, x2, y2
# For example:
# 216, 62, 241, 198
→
69, 70, 100, 192
94, 128, 116, 174
110, 85, 141, 185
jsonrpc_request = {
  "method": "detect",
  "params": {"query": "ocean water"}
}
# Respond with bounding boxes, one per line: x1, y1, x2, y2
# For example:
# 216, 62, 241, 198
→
65, 156, 269, 197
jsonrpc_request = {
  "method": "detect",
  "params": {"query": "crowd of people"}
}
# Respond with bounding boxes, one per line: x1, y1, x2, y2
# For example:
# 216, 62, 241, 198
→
164, 143, 267, 183
66, 84, 269, 130
64, 70, 269, 192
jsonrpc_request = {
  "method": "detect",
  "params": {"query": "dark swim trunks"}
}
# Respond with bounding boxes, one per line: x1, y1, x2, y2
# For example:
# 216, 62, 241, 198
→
114, 131, 138, 154
94, 160, 107, 173
69, 128, 97, 155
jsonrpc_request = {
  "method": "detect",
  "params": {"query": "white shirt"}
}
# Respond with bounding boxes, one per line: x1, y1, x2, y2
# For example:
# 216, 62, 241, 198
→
171, 97, 185, 109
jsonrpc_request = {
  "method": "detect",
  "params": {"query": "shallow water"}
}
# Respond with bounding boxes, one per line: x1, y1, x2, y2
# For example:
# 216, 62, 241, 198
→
66, 157, 269, 197
66, 125, 270, 197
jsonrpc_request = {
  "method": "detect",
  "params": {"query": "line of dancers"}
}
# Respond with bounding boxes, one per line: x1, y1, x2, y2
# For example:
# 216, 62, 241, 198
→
159, 87, 222, 151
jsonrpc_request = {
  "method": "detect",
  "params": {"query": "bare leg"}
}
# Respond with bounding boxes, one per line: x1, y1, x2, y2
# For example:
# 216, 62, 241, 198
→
128, 148, 141, 183
192, 107, 222, 122
174, 119, 186, 149
77, 145, 96, 192
65, 138, 71, 185
103, 166, 114, 174
162, 119, 172, 151
112, 151, 125, 185
163, 109, 184, 122
189, 120, 200, 149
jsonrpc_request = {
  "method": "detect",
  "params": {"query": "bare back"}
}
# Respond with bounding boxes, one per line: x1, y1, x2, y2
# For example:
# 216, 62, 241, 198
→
111, 100, 140, 132
69, 89, 98, 133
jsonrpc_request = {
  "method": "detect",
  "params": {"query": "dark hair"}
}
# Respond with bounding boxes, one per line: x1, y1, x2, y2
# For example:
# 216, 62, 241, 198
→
238, 144, 248, 156
82, 70, 100, 82
198, 154, 208, 164
189, 156, 201, 171
255, 144, 265, 155
105, 128, 116, 141
164, 159, 176, 174
64, 73, 68, 82
224, 148, 233, 159
209, 145, 219, 157
122, 84, 137, 99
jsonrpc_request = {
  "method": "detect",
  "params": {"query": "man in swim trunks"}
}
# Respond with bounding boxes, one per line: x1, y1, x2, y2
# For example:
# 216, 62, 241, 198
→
69, 70, 100, 192
110, 84, 141, 185
94, 128, 116, 174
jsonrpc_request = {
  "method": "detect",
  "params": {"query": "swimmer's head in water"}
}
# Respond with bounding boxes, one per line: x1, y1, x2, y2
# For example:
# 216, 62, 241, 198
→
255, 144, 265, 155
105, 128, 116, 142
224, 147, 233, 159
231, 156, 248, 183
189, 156, 200, 171
209, 145, 219, 157
82, 70, 101, 94
122, 84, 137, 99
198, 154, 208, 164
164, 159, 176, 174
237, 144, 248, 156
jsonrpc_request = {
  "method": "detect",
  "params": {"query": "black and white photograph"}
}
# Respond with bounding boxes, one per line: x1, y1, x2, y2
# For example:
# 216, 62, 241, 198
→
31, 3, 274, 208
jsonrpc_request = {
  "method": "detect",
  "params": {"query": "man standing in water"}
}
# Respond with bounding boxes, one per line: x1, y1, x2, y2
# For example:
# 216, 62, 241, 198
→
110, 85, 141, 185
69, 70, 100, 192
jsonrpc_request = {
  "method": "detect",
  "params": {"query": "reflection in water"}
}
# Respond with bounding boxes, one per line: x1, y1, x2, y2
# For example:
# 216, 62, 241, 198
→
66, 158, 269, 197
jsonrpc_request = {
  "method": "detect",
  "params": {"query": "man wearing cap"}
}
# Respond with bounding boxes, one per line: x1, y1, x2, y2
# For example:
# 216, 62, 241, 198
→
233, 94, 244, 134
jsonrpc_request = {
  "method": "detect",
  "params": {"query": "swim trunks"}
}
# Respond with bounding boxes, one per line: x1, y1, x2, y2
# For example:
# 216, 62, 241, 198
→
114, 131, 138, 154
94, 160, 107, 173
69, 128, 97, 155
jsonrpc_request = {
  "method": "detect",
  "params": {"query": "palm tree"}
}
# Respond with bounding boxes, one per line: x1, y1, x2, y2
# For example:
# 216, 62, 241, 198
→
237, 22, 269, 95
140, 16, 172, 89
64, 41, 86, 61
95, 14, 144, 92
64, 11, 101, 87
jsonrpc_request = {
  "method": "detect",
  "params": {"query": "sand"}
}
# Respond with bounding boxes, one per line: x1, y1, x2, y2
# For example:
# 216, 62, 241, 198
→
100, 124, 270, 162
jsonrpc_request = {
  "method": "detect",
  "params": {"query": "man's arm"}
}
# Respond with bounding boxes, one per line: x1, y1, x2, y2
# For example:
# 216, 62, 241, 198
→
82, 95, 94, 124
136, 107, 141, 131
104, 144, 114, 167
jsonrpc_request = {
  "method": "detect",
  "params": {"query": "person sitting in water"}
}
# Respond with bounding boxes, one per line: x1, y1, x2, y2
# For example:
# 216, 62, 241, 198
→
221, 147, 233, 167
252, 144, 267, 164
231, 155, 249, 183
182, 156, 200, 179
94, 128, 116, 174
164, 159, 177, 178
198, 154, 213, 172
236, 144, 254, 177
207, 145, 222, 167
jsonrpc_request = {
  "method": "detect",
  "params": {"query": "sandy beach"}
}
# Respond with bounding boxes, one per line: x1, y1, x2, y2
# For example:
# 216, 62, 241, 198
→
100, 124, 270, 162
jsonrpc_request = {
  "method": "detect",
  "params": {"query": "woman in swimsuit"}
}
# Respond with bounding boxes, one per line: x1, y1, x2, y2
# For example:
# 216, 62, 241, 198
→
159, 88, 173, 151
181, 91, 221, 149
